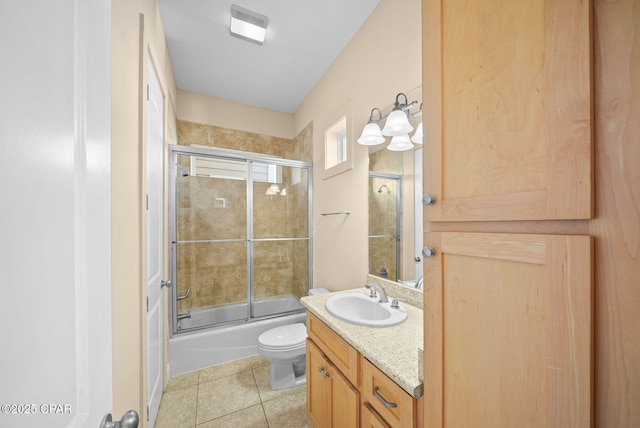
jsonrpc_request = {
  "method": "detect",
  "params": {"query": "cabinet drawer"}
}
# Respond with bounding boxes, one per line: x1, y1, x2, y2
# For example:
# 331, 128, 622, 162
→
361, 402, 392, 428
361, 357, 415, 428
307, 312, 359, 385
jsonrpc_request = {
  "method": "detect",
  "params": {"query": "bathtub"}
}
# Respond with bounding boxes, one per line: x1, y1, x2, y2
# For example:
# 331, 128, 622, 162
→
168, 295, 306, 376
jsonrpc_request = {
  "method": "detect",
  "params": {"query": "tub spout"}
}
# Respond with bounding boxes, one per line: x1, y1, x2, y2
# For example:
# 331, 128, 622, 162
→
177, 311, 191, 321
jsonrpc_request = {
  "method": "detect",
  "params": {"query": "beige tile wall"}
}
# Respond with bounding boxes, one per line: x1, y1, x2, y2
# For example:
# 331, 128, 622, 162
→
176, 120, 312, 311
368, 150, 403, 280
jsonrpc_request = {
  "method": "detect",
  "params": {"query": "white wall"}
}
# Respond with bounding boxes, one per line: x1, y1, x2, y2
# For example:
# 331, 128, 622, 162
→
294, 0, 422, 290
177, 90, 295, 139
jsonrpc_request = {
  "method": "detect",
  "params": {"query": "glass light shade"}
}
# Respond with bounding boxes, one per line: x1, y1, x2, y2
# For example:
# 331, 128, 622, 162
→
381, 109, 413, 136
387, 134, 414, 151
411, 122, 423, 144
265, 183, 280, 195
357, 122, 385, 145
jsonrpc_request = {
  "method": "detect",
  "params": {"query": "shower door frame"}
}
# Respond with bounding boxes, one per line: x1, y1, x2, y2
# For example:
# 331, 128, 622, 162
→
168, 144, 313, 335
368, 171, 402, 281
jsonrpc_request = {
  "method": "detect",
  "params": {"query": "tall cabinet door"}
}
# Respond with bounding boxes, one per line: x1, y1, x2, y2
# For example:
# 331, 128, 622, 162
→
423, 0, 592, 221
423, 232, 592, 427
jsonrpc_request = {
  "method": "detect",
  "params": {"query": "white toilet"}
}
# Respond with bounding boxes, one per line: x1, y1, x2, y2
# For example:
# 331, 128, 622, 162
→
257, 323, 308, 390
257, 288, 328, 390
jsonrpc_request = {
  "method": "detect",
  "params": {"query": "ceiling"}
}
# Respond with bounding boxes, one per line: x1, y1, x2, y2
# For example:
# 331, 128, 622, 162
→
158, 0, 381, 114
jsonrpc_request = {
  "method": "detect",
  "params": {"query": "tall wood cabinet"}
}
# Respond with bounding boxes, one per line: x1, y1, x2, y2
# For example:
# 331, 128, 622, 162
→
423, 0, 592, 222
422, 0, 594, 426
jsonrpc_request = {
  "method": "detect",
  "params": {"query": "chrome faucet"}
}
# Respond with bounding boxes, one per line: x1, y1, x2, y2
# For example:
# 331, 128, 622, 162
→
365, 283, 388, 303
415, 277, 424, 290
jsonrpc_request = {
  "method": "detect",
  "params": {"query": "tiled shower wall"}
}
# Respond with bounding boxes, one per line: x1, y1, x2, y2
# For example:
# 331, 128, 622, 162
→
176, 120, 312, 311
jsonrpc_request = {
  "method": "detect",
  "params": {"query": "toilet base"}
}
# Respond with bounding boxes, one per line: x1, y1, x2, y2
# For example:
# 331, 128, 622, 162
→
269, 355, 307, 390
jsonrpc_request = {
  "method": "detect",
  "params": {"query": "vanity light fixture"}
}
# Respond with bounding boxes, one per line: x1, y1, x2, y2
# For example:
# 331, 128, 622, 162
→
357, 93, 422, 151
230, 4, 268, 45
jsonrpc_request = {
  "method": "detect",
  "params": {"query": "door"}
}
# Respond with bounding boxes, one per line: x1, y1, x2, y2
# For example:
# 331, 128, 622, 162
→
306, 339, 358, 428
423, 232, 592, 427
146, 57, 164, 427
0, 1, 113, 427
306, 340, 331, 428
423, 0, 592, 221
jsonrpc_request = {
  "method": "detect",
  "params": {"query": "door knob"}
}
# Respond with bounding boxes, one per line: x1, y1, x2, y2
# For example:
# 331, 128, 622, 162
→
100, 410, 139, 428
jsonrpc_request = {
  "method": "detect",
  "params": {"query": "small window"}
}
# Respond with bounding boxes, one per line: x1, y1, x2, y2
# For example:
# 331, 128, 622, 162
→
325, 116, 348, 170
336, 129, 347, 164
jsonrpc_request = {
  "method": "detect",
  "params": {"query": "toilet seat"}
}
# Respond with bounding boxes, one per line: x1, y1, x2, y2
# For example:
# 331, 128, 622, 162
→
258, 323, 307, 350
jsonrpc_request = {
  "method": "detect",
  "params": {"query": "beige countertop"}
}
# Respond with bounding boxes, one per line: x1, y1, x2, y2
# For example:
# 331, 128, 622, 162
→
301, 287, 424, 398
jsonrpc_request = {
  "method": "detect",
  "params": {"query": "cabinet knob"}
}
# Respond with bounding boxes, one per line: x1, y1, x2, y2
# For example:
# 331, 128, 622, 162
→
422, 247, 437, 258
318, 366, 325, 373
422, 195, 436, 206
323, 372, 330, 379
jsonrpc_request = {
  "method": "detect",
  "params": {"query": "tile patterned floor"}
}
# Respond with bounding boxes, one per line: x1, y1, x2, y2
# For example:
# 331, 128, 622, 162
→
154, 355, 312, 428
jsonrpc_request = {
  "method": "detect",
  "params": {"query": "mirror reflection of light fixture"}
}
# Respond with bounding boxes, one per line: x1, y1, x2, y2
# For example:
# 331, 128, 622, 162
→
230, 4, 268, 45
357, 93, 422, 151
265, 183, 280, 195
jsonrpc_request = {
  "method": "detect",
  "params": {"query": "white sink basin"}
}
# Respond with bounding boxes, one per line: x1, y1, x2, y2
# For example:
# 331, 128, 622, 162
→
324, 293, 408, 327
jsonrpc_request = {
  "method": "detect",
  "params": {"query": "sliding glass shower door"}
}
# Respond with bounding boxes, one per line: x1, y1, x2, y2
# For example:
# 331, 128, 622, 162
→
169, 145, 311, 333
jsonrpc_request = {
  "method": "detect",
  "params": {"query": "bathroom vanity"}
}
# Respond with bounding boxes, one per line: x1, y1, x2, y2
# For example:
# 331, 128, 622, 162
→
301, 289, 424, 428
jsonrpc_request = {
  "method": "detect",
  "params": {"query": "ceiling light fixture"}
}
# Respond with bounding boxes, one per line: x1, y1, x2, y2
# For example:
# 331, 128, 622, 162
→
230, 4, 268, 45
357, 93, 423, 151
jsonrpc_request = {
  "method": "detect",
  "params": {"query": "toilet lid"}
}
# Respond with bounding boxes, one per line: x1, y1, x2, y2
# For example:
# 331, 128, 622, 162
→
258, 323, 307, 349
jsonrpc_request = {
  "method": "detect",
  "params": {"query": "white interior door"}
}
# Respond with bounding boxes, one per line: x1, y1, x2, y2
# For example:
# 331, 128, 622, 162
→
0, 1, 113, 427
146, 57, 165, 428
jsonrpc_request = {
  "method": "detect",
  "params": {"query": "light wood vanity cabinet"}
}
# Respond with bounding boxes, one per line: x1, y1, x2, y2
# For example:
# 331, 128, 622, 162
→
306, 312, 422, 428
307, 339, 359, 427
361, 357, 418, 428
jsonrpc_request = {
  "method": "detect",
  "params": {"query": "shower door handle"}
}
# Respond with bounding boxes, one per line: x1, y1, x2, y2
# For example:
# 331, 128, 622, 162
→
177, 288, 191, 301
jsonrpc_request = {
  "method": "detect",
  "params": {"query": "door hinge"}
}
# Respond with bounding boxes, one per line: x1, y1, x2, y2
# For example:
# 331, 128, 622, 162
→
146, 194, 149, 211
147, 406, 149, 422
146, 84, 149, 101
146, 297, 149, 312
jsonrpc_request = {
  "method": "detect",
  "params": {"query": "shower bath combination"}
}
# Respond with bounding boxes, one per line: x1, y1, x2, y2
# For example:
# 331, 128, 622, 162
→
167, 145, 312, 333
167, 144, 313, 374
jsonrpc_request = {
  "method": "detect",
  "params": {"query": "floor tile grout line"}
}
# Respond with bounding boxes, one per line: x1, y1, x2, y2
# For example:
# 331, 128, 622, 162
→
251, 366, 272, 427
193, 374, 200, 428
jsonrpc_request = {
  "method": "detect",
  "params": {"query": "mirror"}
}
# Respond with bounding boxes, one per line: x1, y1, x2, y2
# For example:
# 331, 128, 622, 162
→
365, 88, 423, 288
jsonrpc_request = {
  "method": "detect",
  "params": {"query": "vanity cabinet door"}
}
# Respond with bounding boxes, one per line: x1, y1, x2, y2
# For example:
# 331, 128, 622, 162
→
306, 339, 359, 428
307, 339, 331, 428
423, 0, 592, 221
423, 232, 592, 427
